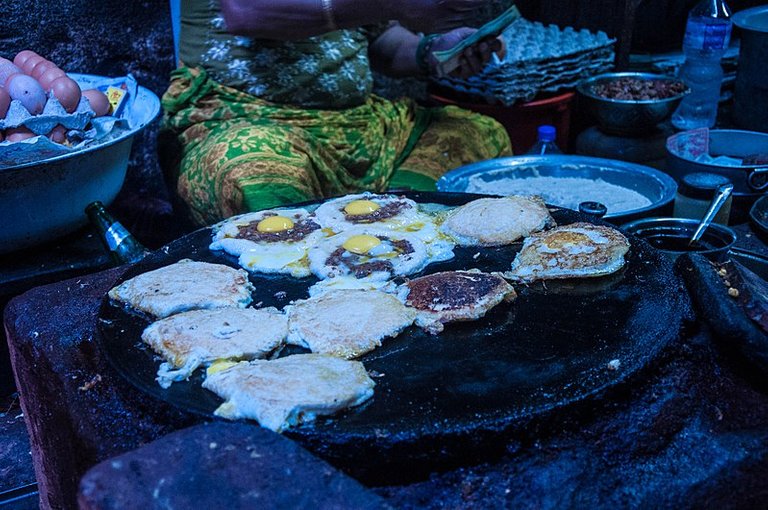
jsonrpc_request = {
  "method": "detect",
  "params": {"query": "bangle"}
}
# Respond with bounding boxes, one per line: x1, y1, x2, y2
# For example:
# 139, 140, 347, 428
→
415, 34, 439, 75
320, 0, 337, 31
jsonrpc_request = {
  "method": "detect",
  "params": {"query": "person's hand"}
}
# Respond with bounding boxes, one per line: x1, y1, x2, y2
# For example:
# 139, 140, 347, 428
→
392, 0, 487, 34
428, 28, 506, 79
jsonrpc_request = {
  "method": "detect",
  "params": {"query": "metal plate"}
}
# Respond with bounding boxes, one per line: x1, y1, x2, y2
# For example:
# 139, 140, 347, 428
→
436, 155, 677, 224
96, 192, 685, 481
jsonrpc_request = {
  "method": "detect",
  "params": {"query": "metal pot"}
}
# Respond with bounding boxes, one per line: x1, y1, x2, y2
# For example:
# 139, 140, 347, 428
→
0, 74, 160, 254
665, 129, 768, 204
436, 155, 678, 225
733, 5, 768, 133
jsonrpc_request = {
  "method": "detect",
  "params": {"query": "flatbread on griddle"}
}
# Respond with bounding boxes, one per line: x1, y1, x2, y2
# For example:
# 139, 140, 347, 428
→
142, 307, 288, 388
504, 223, 630, 283
397, 269, 517, 334
203, 354, 375, 432
440, 195, 555, 247
108, 259, 254, 319
286, 289, 416, 359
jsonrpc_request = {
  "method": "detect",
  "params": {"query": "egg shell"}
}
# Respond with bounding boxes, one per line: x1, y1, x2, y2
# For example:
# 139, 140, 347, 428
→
0, 58, 23, 87
30, 60, 55, 81
5, 126, 35, 142
38, 67, 66, 91
49, 75, 81, 113
6, 73, 47, 115
47, 125, 67, 144
0, 86, 10, 119
20, 55, 45, 76
13, 50, 42, 69
81, 88, 110, 116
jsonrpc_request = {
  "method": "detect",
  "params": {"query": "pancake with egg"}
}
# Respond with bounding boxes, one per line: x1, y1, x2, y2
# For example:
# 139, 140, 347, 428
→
108, 259, 254, 319
308, 226, 444, 281
440, 195, 555, 247
504, 222, 630, 283
142, 307, 288, 388
203, 354, 375, 433
286, 289, 416, 359
397, 270, 517, 334
210, 208, 326, 278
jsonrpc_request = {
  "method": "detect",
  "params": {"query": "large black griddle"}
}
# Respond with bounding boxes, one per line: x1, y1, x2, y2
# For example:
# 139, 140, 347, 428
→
97, 192, 686, 483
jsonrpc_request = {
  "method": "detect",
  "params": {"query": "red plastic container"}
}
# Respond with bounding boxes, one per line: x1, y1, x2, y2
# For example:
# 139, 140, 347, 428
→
428, 89, 575, 154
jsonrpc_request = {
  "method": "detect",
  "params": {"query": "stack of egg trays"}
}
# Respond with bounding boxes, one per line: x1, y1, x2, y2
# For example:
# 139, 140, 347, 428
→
435, 18, 616, 105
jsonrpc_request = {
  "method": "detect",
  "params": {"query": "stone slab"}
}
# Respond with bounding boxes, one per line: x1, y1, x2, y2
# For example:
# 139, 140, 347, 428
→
78, 422, 387, 510
4, 267, 201, 510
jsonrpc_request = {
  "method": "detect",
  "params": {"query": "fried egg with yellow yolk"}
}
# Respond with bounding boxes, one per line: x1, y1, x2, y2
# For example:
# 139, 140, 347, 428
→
308, 226, 451, 281
313, 192, 427, 232
209, 208, 327, 278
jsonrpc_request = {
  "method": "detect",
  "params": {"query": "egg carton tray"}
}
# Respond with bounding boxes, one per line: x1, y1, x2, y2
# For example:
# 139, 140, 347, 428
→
434, 18, 615, 105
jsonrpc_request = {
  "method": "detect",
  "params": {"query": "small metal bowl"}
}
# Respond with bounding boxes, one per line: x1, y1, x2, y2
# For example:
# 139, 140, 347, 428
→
622, 217, 737, 261
577, 72, 689, 136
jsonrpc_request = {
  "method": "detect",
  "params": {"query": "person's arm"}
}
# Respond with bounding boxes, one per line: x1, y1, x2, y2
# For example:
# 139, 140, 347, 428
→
220, 0, 494, 40
369, 24, 505, 79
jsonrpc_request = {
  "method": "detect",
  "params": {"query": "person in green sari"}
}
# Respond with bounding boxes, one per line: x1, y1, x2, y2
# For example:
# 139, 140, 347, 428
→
161, 0, 513, 225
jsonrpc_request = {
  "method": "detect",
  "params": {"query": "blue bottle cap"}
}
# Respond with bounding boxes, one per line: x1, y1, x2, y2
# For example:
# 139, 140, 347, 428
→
538, 125, 556, 142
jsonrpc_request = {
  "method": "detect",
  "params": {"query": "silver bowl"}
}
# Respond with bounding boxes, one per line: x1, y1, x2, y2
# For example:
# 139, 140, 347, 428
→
436, 154, 678, 225
577, 72, 689, 136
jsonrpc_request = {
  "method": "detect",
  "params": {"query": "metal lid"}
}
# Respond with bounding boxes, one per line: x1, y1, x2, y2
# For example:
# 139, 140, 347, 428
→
678, 172, 732, 200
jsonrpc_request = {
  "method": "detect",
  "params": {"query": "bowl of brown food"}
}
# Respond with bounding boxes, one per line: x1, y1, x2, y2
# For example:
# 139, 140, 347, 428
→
577, 72, 689, 136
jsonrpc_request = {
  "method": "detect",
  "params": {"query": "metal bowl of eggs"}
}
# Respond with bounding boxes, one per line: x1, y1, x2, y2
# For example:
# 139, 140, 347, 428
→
0, 73, 160, 254
576, 72, 689, 136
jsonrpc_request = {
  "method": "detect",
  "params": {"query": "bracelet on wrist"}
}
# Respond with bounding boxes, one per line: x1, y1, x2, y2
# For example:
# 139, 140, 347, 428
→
416, 34, 439, 75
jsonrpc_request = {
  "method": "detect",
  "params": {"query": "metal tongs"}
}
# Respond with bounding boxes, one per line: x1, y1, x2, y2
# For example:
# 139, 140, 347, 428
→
688, 183, 734, 247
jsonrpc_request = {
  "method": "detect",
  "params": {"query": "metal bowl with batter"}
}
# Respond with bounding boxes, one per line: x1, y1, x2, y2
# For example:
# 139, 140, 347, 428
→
437, 155, 678, 225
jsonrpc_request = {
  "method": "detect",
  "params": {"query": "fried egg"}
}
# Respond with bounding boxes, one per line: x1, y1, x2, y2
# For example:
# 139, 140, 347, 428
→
504, 222, 630, 283
210, 208, 327, 278
440, 195, 555, 247
308, 226, 452, 281
313, 192, 425, 232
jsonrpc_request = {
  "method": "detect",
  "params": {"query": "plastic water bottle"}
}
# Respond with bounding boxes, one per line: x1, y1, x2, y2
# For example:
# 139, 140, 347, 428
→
671, 0, 732, 130
526, 125, 563, 155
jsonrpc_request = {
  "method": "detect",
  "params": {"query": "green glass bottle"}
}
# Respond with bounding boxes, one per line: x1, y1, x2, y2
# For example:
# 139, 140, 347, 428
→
85, 201, 149, 264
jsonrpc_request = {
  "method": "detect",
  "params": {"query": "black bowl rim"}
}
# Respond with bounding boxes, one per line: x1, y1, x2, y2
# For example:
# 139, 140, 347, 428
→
621, 217, 737, 254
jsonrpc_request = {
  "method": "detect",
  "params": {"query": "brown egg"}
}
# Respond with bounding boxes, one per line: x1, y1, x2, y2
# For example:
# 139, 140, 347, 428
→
0, 57, 22, 87
49, 75, 81, 113
5, 126, 36, 142
0, 86, 10, 119
20, 55, 45, 76
81, 88, 110, 117
38, 67, 66, 91
47, 125, 67, 144
30, 59, 55, 81
13, 50, 42, 69
6, 73, 47, 114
